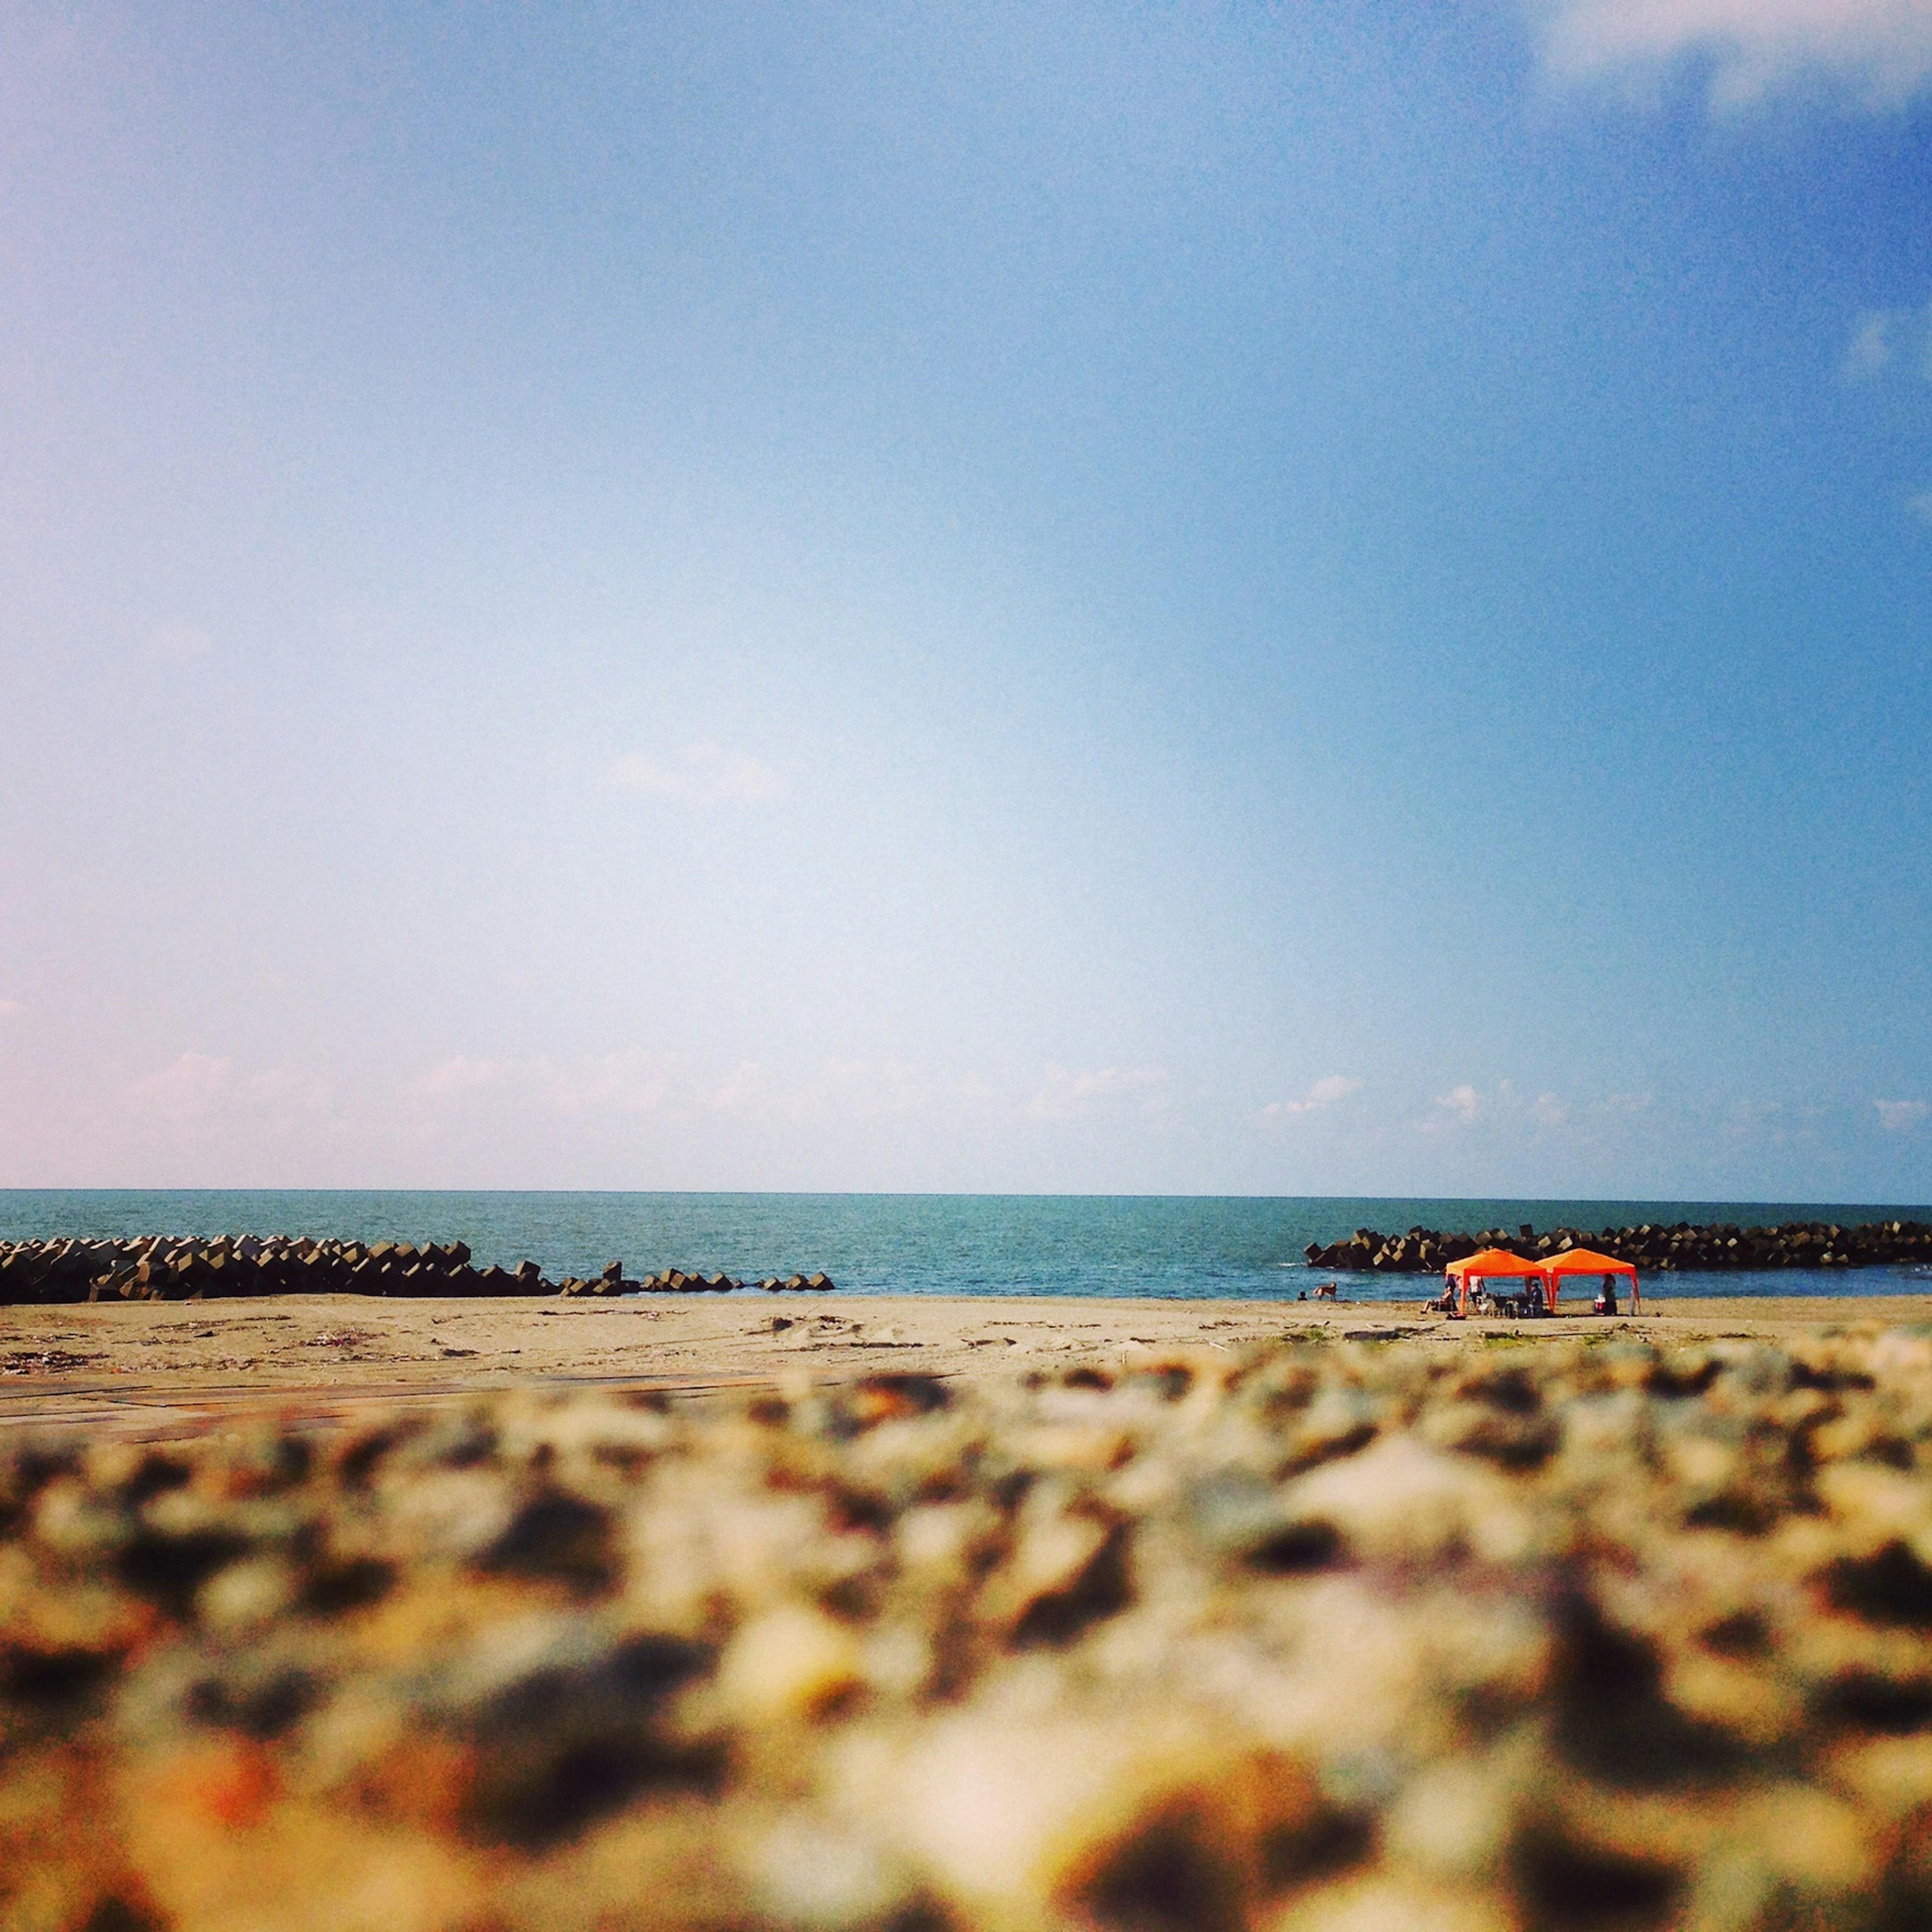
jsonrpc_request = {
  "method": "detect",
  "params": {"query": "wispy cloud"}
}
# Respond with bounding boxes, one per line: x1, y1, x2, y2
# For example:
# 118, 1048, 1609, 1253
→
1418, 1080, 1648, 1139
1835, 299, 1932, 397
1908, 492, 1932, 526
130, 1053, 330, 1123
610, 742, 787, 804
419, 1052, 671, 1115
1590, 1091, 1654, 1118
1264, 1074, 1361, 1117
1844, 309, 1898, 378
705, 1056, 983, 1123
1875, 1097, 1929, 1132
1722, 1096, 1784, 1143
415, 1051, 991, 1130
1536, 0, 1932, 111
1024, 1064, 1165, 1122
133, 1051, 234, 1118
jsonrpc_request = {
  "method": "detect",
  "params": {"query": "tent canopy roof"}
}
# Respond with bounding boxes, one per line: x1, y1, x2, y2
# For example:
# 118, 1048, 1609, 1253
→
1444, 1247, 1542, 1279
1541, 1248, 1638, 1278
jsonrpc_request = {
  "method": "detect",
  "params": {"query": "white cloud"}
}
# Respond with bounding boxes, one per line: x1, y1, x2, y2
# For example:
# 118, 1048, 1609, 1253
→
1416, 1081, 1653, 1139
610, 741, 787, 804
705, 1056, 981, 1123
1264, 1074, 1361, 1117
1536, 0, 1932, 110
1024, 1064, 1166, 1122
418, 1054, 514, 1096
812, 1057, 940, 1117
419, 1053, 671, 1115
1837, 300, 1932, 386
133, 1052, 235, 1118
545, 1056, 674, 1113
1844, 309, 1897, 378
145, 623, 211, 661
791, 1057, 964, 1121
415, 1051, 987, 1129
1876, 1097, 1929, 1132
1722, 1096, 1784, 1142
130, 1052, 330, 1123
1590, 1091, 1654, 1117
1909, 492, 1932, 525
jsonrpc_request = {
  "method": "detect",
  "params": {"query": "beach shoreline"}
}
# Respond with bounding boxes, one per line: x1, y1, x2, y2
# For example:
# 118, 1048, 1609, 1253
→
3, 1289, 1927, 1443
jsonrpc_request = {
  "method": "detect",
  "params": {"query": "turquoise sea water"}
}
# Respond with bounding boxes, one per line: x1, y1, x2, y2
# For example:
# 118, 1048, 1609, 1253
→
3, 1192, 1929, 1303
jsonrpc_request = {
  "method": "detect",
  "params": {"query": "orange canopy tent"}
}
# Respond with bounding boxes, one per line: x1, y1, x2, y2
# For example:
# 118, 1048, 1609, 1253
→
1443, 1247, 1543, 1318
1539, 1247, 1641, 1313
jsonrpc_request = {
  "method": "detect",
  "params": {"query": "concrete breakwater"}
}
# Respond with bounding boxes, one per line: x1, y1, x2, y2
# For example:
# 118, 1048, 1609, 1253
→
1305, 1217, 1932, 1274
0, 1235, 835, 1304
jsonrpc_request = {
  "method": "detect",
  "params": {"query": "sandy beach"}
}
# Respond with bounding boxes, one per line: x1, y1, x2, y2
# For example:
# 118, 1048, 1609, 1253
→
0, 1289, 1923, 1442
10, 1305, 1932, 1929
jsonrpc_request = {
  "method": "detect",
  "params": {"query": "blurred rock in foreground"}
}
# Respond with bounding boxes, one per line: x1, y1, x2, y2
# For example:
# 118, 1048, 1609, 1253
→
8, 1332, 1932, 1929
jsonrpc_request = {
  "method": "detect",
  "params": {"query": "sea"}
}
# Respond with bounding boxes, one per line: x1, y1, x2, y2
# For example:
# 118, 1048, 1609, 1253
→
3, 1192, 1930, 1303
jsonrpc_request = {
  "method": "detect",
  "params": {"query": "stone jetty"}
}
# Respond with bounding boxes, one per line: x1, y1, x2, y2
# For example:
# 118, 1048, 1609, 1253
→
1304, 1217, 1932, 1275
0, 1235, 836, 1305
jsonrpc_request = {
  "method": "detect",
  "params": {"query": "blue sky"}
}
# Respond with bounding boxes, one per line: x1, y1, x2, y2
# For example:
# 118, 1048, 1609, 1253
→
2, 1, 1929, 1198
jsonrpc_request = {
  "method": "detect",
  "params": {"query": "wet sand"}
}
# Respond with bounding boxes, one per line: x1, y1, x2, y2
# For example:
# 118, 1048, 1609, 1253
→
0, 1290, 1923, 1442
